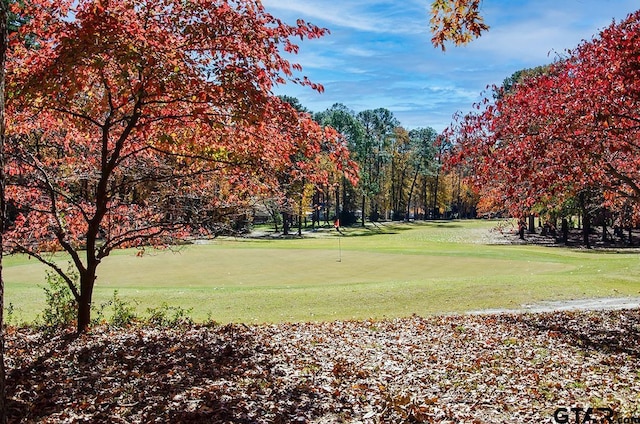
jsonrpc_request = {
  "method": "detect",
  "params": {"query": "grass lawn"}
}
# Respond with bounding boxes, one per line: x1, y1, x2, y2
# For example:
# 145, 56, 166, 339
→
4, 219, 640, 324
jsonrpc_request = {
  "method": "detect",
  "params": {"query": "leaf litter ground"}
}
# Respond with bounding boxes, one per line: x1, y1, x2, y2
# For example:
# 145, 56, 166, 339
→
6, 309, 640, 423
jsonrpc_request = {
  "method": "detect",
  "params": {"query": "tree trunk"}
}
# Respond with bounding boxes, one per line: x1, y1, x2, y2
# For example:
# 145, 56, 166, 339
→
420, 176, 427, 220
432, 172, 440, 219
406, 169, 419, 221
390, 155, 396, 219
341, 176, 348, 223
361, 194, 365, 227
396, 166, 406, 220
518, 218, 525, 240
561, 218, 569, 245
282, 211, 289, 235
298, 195, 303, 237
528, 214, 536, 234
580, 192, 591, 248
77, 268, 97, 334
322, 191, 330, 226
583, 214, 591, 248
312, 191, 319, 229
268, 204, 279, 232
456, 171, 462, 219
77, 295, 92, 334
334, 185, 340, 219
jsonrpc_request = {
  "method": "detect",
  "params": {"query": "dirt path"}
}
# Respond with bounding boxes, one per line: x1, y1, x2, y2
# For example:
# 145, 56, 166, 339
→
471, 296, 640, 315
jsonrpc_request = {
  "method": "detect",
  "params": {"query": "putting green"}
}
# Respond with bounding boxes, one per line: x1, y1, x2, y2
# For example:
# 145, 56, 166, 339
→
4, 220, 640, 324
91, 247, 574, 287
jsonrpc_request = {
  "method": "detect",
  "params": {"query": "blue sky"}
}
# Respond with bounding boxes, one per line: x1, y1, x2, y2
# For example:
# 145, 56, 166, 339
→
261, 0, 639, 132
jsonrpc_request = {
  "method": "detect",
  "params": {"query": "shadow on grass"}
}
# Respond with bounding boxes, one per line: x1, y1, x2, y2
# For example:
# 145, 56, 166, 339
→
339, 220, 463, 237
410, 220, 465, 229
512, 227, 640, 253
242, 219, 470, 240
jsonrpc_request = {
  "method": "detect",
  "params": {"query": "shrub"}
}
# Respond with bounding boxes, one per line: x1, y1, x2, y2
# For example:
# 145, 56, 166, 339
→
145, 303, 193, 327
93, 290, 139, 328
109, 291, 139, 327
39, 268, 77, 331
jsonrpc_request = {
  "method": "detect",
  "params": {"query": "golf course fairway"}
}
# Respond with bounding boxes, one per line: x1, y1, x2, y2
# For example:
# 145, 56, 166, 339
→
4, 220, 640, 324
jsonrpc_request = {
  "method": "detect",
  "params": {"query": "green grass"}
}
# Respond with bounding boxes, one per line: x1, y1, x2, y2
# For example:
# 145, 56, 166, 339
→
5, 219, 640, 324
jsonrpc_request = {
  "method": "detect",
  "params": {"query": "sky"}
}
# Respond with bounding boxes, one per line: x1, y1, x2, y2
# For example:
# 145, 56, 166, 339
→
261, 0, 640, 132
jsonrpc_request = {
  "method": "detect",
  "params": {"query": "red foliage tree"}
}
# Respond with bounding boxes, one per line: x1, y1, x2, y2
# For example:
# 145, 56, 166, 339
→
447, 10, 640, 235
5, 0, 353, 333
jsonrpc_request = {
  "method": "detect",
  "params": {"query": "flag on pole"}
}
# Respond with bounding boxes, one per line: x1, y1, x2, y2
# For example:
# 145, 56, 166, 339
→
334, 217, 343, 235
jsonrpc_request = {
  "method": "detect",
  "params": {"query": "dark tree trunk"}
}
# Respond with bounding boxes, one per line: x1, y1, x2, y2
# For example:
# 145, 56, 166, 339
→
361, 194, 366, 227
312, 191, 320, 229
528, 215, 536, 234
561, 218, 569, 245
580, 192, 591, 248
322, 191, 330, 226
406, 169, 419, 221
282, 212, 289, 235
420, 176, 427, 220
432, 173, 439, 219
268, 205, 279, 232
341, 176, 347, 221
583, 215, 591, 248
77, 266, 97, 334
77, 294, 92, 334
298, 195, 303, 237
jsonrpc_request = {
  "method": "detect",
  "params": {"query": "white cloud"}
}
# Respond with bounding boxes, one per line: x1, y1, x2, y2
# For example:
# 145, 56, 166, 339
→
470, 0, 639, 63
343, 46, 377, 58
262, 0, 425, 34
267, 0, 640, 132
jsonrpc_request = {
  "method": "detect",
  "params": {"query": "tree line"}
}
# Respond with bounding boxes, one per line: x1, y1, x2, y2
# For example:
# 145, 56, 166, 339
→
268, 101, 478, 235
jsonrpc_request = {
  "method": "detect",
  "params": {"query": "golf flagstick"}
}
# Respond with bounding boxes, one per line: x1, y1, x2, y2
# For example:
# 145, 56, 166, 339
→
334, 217, 342, 262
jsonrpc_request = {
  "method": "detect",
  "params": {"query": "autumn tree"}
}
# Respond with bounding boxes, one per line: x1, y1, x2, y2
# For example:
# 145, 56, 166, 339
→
274, 96, 309, 236
430, 0, 489, 50
498, 65, 551, 99
406, 127, 437, 219
387, 127, 411, 220
425, 135, 452, 218
5, 0, 352, 333
446, 64, 589, 230
315, 103, 365, 225
448, 10, 640, 243
316, 107, 443, 223
264, 98, 355, 236
387, 126, 439, 221
355, 108, 400, 221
